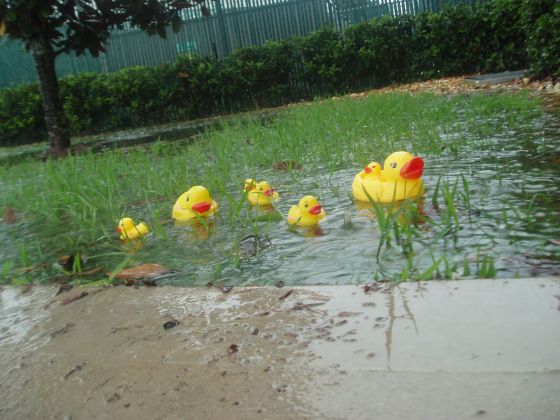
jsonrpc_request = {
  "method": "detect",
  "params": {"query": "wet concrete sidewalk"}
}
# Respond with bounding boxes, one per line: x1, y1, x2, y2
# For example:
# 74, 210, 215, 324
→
1, 278, 559, 419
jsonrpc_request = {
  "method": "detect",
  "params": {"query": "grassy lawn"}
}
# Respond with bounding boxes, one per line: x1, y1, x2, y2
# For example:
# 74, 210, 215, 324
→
1, 90, 557, 285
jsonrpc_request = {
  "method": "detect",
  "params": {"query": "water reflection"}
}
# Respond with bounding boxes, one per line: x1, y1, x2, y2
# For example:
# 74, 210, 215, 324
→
173, 219, 217, 240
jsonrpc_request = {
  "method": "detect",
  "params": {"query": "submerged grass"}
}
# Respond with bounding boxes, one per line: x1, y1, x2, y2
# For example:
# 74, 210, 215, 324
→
0, 90, 555, 285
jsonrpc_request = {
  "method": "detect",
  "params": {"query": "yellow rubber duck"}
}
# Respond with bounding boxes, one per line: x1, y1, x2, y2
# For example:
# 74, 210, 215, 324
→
359, 162, 383, 180
116, 218, 149, 241
352, 151, 425, 203
172, 186, 218, 222
287, 196, 326, 227
244, 179, 279, 206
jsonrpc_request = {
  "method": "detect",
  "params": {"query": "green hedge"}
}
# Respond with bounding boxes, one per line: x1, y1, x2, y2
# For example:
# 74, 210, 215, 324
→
1, 0, 558, 146
523, 0, 560, 78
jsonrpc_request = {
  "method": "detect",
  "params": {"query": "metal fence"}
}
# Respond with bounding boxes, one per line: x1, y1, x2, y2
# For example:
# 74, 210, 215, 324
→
0, 0, 475, 88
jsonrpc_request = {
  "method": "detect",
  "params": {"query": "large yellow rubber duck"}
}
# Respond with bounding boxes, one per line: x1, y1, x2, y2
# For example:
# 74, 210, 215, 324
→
172, 186, 218, 222
116, 218, 149, 241
287, 196, 326, 227
244, 179, 279, 206
352, 151, 425, 203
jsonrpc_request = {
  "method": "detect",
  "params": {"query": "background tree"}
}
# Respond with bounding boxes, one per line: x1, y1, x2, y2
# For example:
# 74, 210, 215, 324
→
0, 0, 209, 157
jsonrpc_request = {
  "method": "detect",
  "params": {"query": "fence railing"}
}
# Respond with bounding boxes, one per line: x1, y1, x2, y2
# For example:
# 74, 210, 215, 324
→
0, 0, 477, 88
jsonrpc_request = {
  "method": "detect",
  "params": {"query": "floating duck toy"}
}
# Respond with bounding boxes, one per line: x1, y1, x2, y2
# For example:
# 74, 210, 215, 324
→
172, 186, 218, 222
361, 162, 383, 180
352, 151, 425, 203
287, 196, 326, 227
116, 218, 149, 241
244, 179, 279, 206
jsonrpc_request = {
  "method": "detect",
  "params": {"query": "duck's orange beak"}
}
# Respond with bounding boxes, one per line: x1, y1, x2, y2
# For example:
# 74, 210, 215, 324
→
364, 166, 372, 174
192, 201, 211, 214
116, 226, 123, 233
264, 188, 274, 197
400, 157, 424, 180
309, 204, 322, 215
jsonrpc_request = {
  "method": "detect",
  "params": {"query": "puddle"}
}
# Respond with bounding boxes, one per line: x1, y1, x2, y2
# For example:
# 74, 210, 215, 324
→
103, 107, 560, 285
1, 96, 559, 286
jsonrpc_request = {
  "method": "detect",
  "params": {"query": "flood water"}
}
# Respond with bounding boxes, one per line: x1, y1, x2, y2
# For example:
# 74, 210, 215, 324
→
133, 106, 560, 285
1, 95, 559, 286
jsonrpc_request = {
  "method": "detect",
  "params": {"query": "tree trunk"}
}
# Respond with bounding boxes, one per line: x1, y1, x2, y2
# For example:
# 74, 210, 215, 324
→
32, 46, 71, 157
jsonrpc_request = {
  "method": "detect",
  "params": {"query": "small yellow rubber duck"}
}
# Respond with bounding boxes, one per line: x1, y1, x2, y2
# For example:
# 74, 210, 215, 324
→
116, 218, 149, 241
360, 162, 383, 180
244, 179, 280, 206
172, 186, 218, 222
352, 151, 425, 203
287, 196, 326, 227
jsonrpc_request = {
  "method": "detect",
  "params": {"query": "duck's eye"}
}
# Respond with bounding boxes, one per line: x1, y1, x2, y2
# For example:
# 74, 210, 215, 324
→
304, 203, 309, 208
390, 162, 397, 169
186, 196, 189, 202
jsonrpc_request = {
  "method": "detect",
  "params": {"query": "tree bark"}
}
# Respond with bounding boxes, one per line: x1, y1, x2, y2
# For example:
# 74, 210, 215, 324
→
32, 46, 71, 157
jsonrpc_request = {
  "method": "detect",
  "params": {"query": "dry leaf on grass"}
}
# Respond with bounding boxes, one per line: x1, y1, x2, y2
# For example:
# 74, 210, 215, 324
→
110, 263, 170, 280
3, 206, 16, 224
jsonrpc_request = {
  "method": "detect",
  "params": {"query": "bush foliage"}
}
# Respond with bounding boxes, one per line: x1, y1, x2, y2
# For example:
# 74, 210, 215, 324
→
1, 0, 558, 145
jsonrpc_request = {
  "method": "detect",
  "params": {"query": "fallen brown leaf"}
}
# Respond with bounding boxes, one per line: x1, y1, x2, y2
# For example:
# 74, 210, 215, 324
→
3, 206, 16, 224
111, 263, 170, 280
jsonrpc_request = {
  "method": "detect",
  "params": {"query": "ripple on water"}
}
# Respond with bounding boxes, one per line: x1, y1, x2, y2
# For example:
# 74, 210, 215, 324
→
4, 106, 559, 285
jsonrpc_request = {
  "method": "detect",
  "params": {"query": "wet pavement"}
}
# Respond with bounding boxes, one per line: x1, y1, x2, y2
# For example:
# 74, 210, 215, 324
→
1, 278, 559, 419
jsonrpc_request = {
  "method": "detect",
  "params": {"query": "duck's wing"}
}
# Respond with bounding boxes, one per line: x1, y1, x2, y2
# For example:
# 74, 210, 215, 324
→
136, 223, 149, 235
287, 206, 301, 225
247, 192, 258, 205
172, 205, 194, 221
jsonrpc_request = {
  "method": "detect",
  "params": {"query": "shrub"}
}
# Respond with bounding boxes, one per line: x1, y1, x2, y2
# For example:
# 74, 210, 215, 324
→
0, 0, 558, 146
223, 39, 300, 108
0, 83, 45, 145
300, 27, 349, 93
61, 72, 112, 133
346, 16, 416, 87
523, 0, 560, 78
478, 0, 527, 72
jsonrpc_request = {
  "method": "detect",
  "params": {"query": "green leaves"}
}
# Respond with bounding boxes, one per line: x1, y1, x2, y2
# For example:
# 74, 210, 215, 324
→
0, 0, 208, 57
1, 0, 558, 146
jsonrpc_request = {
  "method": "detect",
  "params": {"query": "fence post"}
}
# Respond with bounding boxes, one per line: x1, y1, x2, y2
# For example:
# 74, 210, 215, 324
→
215, 0, 231, 58
100, 52, 109, 73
